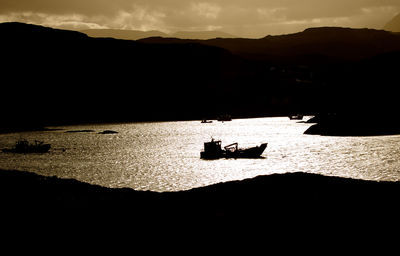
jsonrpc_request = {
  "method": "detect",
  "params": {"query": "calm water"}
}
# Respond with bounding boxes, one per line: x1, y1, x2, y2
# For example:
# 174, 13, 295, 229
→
1, 117, 400, 191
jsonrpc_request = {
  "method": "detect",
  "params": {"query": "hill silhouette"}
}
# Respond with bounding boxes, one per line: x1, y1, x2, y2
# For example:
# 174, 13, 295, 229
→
1, 22, 400, 134
304, 50, 400, 136
140, 27, 400, 64
140, 27, 400, 135
1, 169, 399, 226
384, 13, 400, 32
81, 28, 236, 40
0, 22, 258, 131
171, 30, 236, 39
80, 29, 168, 40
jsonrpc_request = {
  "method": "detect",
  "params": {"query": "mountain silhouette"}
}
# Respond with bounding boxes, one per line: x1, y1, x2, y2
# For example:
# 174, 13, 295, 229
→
384, 13, 400, 32
0, 22, 251, 130
81, 28, 236, 40
140, 27, 400, 64
80, 29, 169, 40
171, 31, 236, 39
1, 22, 400, 134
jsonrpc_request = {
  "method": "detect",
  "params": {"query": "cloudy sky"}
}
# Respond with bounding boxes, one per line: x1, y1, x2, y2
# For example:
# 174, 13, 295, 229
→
0, 0, 399, 37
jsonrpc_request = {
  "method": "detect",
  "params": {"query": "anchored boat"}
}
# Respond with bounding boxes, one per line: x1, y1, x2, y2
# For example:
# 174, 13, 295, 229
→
2, 139, 51, 153
200, 139, 267, 159
217, 114, 232, 122
288, 115, 303, 120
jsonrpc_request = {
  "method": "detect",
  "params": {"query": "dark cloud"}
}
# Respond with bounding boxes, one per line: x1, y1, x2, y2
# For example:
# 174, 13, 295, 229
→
0, 0, 399, 37
0, 0, 126, 15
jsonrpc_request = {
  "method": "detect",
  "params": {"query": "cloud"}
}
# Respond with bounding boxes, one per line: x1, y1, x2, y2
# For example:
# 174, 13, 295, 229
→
0, 0, 123, 16
0, 11, 109, 30
111, 6, 167, 31
191, 2, 221, 20
0, 0, 399, 37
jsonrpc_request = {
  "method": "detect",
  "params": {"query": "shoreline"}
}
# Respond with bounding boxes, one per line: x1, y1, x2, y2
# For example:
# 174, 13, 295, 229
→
0, 115, 297, 134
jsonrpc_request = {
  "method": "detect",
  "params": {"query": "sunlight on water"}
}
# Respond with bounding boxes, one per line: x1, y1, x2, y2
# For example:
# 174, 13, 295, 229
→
1, 117, 400, 191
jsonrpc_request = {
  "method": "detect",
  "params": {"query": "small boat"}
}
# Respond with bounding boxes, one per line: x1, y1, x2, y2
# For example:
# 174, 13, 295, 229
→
201, 119, 213, 123
2, 139, 51, 153
217, 114, 232, 122
289, 115, 303, 120
200, 139, 267, 159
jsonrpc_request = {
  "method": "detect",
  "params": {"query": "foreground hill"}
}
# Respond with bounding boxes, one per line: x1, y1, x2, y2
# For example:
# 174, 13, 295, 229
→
1, 169, 399, 219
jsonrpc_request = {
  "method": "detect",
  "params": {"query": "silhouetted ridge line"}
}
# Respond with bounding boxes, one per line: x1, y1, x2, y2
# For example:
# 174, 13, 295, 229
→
1, 22, 400, 133
171, 30, 236, 39
140, 26, 400, 62
0, 22, 89, 40
80, 28, 169, 40
81, 28, 236, 40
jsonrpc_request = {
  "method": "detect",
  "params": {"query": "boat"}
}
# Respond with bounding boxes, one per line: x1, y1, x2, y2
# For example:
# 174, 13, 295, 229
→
201, 119, 213, 123
217, 114, 232, 122
200, 139, 267, 159
2, 139, 51, 153
289, 115, 303, 120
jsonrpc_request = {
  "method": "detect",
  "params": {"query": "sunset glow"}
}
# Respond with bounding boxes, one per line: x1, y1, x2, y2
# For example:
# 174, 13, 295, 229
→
0, 0, 399, 37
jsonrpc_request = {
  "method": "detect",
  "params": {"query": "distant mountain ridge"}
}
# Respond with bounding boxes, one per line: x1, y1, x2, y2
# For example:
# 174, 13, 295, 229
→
80, 29, 169, 40
140, 26, 400, 63
384, 13, 400, 32
81, 28, 236, 40
171, 30, 235, 39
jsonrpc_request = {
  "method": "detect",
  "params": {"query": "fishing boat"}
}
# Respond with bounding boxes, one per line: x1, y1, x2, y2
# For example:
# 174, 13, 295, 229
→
200, 139, 267, 159
2, 139, 51, 153
217, 114, 232, 122
288, 115, 303, 120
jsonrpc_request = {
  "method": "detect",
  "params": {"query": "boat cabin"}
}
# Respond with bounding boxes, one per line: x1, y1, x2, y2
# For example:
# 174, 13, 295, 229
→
200, 139, 223, 159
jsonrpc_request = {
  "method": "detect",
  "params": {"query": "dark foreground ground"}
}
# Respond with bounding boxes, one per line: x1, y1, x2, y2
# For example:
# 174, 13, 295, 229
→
2, 168, 400, 250
1, 169, 399, 222
2, 169, 397, 252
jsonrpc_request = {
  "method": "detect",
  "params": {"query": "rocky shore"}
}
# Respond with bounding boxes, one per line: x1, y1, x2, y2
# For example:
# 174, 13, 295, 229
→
304, 114, 400, 136
1, 169, 399, 223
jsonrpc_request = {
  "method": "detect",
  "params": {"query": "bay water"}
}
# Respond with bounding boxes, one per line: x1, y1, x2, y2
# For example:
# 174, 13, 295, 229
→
1, 117, 399, 192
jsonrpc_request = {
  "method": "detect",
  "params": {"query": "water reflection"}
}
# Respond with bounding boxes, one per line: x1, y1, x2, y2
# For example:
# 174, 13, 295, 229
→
0, 117, 400, 191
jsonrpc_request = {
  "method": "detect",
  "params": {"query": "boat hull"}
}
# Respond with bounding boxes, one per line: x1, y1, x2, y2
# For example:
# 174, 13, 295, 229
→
224, 143, 268, 158
289, 115, 303, 120
201, 143, 267, 159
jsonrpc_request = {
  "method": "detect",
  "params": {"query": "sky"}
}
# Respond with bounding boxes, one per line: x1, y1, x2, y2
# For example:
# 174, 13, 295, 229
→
0, 0, 399, 38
